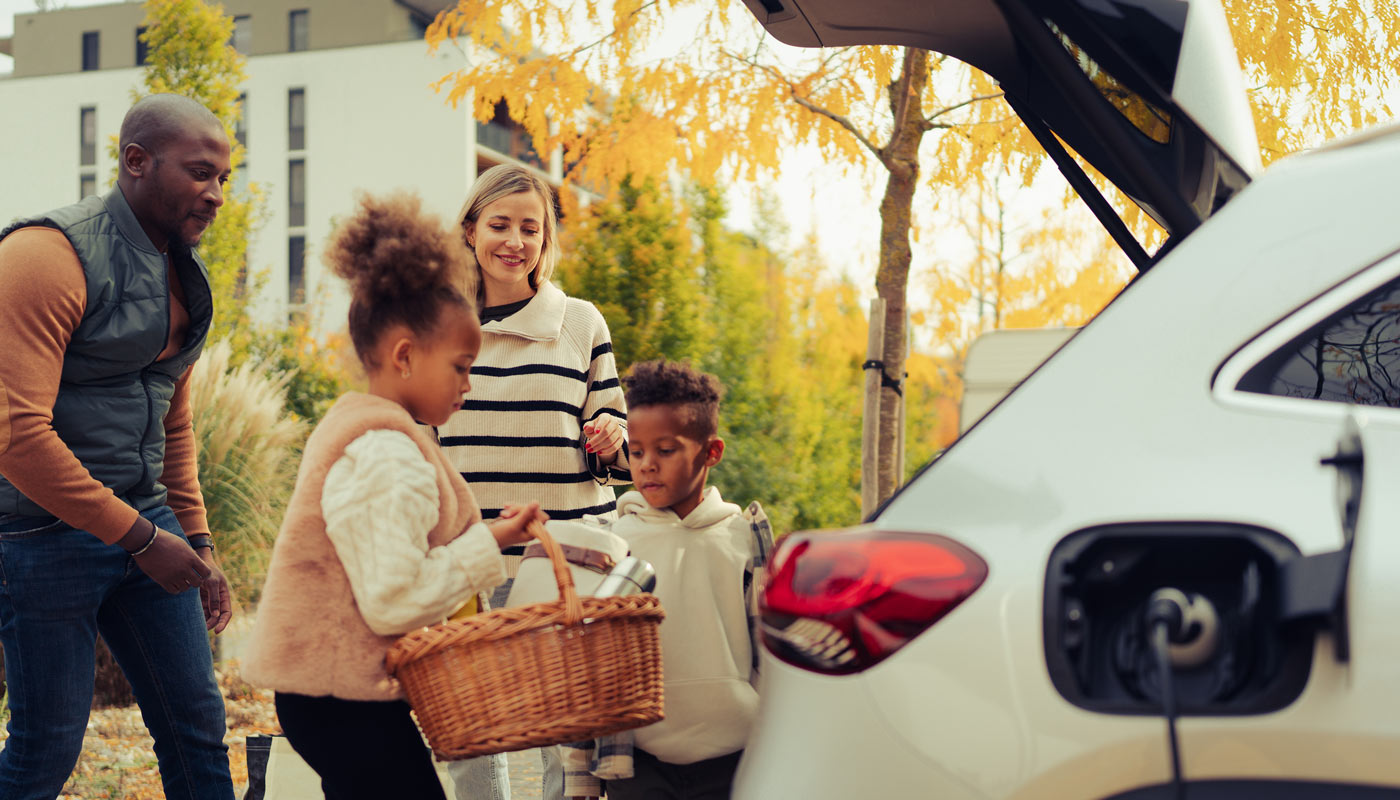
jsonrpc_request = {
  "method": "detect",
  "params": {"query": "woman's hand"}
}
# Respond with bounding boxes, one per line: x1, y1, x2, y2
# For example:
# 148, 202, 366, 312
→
487, 502, 548, 548
583, 415, 624, 464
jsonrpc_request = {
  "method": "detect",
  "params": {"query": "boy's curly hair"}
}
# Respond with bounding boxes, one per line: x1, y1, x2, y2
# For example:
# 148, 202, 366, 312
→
623, 360, 724, 439
324, 191, 477, 368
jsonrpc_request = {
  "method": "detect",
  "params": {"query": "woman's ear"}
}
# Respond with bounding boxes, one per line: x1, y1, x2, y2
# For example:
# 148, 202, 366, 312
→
704, 437, 725, 468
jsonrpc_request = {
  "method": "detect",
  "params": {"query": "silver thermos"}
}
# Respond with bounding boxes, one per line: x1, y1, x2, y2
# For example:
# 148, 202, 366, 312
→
593, 556, 656, 597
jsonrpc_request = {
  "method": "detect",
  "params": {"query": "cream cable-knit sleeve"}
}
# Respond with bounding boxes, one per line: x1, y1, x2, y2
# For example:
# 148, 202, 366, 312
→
321, 429, 506, 635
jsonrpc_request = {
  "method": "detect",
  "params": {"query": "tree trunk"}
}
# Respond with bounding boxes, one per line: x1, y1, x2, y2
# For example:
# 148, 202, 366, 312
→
872, 47, 929, 506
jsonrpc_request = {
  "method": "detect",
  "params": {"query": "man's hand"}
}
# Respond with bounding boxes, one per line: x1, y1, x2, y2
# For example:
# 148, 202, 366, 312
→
583, 415, 624, 464
488, 502, 549, 548
125, 525, 211, 595
196, 548, 234, 633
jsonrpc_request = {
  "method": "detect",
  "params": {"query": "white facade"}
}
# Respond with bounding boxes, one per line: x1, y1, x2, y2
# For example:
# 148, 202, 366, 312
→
0, 8, 560, 333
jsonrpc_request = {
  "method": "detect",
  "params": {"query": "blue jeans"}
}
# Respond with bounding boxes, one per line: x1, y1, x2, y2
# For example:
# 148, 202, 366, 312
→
449, 577, 565, 800
0, 506, 233, 800
448, 747, 564, 800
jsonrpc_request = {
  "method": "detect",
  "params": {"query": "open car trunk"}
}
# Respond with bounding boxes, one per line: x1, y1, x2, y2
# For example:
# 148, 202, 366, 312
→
738, 0, 1261, 270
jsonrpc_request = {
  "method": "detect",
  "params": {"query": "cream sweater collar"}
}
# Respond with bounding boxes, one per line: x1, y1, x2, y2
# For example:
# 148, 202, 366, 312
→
616, 486, 741, 530
482, 281, 566, 342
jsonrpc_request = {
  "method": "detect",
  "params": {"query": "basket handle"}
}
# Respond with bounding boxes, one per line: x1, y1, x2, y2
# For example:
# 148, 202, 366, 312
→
526, 519, 584, 626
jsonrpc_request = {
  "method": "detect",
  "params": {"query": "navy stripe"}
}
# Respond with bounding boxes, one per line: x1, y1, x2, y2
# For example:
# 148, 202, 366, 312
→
589, 378, 620, 391
461, 471, 595, 484
585, 408, 626, 422
590, 342, 613, 361
462, 399, 582, 415
471, 364, 587, 382
481, 501, 617, 521
438, 435, 578, 448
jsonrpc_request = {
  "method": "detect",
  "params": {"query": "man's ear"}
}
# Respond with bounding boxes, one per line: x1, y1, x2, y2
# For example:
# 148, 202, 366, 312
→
122, 143, 153, 180
704, 437, 725, 468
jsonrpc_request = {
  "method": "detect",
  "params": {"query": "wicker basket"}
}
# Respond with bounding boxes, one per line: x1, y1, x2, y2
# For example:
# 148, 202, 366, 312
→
385, 520, 665, 760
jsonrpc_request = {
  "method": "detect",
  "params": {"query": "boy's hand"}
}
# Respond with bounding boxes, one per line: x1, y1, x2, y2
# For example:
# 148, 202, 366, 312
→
583, 416, 624, 464
488, 502, 548, 548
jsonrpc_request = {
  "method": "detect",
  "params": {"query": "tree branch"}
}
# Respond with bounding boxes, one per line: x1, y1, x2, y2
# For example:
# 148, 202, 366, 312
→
569, 0, 662, 57
721, 49, 886, 162
923, 92, 1004, 130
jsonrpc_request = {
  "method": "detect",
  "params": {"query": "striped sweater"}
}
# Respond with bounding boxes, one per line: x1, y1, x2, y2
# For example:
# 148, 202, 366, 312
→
438, 282, 631, 533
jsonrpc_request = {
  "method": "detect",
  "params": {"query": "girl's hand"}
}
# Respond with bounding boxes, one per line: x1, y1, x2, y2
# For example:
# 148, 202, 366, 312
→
488, 502, 548, 548
583, 415, 624, 464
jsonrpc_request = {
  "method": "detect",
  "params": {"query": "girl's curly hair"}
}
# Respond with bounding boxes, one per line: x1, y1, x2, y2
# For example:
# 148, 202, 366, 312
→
623, 360, 724, 439
324, 191, 477, 368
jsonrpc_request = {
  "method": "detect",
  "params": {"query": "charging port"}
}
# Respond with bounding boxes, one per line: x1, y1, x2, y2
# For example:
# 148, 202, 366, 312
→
1044, 523, 1313, 716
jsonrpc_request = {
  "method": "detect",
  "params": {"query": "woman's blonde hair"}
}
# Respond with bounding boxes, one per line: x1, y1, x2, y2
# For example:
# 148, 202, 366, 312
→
456, 164, 560, 304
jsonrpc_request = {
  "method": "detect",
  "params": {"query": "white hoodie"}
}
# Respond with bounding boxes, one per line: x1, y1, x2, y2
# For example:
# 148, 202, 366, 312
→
614, 486, 764, 764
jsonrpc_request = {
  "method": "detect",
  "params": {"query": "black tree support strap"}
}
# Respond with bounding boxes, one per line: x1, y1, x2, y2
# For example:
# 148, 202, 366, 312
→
862, 360, 906, 396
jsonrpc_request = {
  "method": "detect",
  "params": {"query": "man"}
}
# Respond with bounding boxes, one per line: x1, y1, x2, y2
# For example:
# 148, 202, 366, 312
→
0, 93, 235, 800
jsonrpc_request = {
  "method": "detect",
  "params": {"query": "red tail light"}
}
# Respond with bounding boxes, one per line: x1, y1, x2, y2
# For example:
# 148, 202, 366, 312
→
760, 528, 988, 674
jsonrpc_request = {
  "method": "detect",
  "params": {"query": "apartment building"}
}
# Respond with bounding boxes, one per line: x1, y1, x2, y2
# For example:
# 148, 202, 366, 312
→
0, 0, 560, 328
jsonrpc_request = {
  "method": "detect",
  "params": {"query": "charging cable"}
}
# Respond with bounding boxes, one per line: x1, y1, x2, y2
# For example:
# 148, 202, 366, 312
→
1144, 588, 1218, 800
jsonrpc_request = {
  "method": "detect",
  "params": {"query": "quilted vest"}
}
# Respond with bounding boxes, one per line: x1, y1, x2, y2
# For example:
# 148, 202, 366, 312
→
0, 188, 213, 517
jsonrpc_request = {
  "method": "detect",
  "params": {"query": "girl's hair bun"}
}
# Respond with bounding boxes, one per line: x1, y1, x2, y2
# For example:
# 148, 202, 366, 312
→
324, 191, 476, 367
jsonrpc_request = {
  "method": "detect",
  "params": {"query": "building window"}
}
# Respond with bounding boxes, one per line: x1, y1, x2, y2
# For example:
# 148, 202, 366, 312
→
231, 15, 251, 54
288, 159, 305, 227
235, 92, 248, 148
79, 174, 96, 201
234, 161, 250, 195
475, 101, 545, 171
135, 27, 149, 66
288, 235, 306, 304
287, 88, 305, 150
79, 106, 96, 166
288, 10, 308, 52
81, 31, 100, 71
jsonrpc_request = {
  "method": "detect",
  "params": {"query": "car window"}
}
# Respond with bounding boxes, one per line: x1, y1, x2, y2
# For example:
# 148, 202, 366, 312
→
1044, 20, 1172, 145
1237, 275, 1400, 407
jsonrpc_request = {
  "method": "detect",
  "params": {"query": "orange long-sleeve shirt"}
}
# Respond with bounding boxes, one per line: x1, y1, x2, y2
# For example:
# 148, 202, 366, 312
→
0, 227, 210, 544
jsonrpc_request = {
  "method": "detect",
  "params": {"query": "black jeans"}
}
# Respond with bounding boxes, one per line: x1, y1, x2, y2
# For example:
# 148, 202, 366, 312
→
274, 692, 446, 800
605, 748, 742, 800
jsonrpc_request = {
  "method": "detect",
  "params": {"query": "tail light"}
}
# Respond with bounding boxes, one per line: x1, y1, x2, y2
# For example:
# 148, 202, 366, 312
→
760, 528, 988, 675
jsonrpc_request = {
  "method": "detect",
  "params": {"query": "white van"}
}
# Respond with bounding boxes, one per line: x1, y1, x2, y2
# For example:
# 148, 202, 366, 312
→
734, 1, 1400, 798
959, 327, 1078, 434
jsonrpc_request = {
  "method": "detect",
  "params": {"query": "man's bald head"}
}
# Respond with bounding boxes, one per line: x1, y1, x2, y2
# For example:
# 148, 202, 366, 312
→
119, 93, 224, 158
116, 93, 232, 251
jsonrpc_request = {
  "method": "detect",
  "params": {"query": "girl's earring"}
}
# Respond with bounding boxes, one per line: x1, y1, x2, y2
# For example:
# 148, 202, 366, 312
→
402, 369, 411, 379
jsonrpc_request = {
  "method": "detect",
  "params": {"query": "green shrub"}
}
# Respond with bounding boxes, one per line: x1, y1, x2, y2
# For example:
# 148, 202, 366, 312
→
188, 340, 307, 605
222, 321, 356, 425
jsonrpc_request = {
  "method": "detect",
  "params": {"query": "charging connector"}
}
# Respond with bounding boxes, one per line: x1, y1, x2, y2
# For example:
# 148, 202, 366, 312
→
1145, 588, 1210, 800
1148, 588, 1221, 669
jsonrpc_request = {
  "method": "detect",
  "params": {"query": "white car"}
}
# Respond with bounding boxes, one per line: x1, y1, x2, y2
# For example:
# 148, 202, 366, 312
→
734, 0, 1400, 797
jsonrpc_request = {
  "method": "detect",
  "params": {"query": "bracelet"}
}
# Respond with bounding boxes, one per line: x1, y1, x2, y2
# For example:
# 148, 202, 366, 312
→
129, 519, 159, 557
188, 535, 214, 553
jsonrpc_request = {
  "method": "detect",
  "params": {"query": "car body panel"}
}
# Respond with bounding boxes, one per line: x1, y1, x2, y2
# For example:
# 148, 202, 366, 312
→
734, 111, 1400, 798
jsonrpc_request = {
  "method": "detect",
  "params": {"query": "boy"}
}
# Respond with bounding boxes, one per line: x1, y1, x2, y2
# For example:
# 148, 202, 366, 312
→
563, 360, 773, 800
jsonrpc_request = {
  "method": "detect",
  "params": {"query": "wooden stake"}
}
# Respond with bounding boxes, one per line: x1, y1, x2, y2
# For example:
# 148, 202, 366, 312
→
862, 297, 886, 520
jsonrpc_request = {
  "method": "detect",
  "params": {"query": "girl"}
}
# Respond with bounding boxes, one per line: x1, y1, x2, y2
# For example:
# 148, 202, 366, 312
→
242, 192, 545, 800
438, 166, 630, 800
